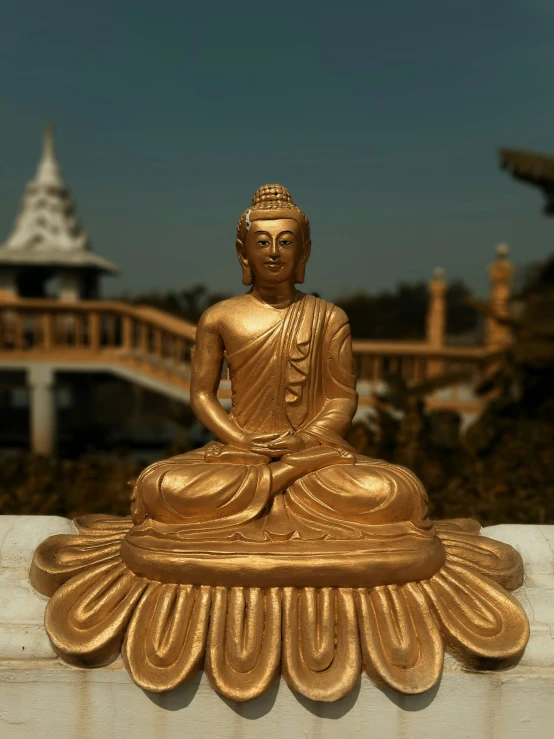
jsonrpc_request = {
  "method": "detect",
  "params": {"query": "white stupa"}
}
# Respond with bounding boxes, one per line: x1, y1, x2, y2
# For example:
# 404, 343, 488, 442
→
0, 124, 118, 300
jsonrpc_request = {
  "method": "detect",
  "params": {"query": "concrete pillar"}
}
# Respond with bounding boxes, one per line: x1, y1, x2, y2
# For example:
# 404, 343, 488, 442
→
426, 267, 447, 348
487, 244, 514, 350
27, 365, 56, 456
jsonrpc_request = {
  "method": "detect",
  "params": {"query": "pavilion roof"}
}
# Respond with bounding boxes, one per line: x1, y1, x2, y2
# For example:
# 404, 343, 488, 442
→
0, 125, 119, 273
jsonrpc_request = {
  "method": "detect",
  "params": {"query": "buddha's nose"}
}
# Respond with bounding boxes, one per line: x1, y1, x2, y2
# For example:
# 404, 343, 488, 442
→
268, 242, 280, 257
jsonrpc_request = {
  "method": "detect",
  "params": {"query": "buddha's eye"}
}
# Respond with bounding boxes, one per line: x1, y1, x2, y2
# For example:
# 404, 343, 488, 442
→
279, 240, 292, 246
257, 240, 270, 246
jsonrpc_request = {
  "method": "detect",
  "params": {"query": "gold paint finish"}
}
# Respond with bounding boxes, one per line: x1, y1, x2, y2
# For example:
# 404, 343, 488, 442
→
31, 184, 529, 700
122, 583, 211, 693
205, 586, 281, 701
32, 512, 528, 699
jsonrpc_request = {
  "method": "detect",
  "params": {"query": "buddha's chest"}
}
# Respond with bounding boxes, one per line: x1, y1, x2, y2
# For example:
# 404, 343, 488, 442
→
220, 308, 285, 355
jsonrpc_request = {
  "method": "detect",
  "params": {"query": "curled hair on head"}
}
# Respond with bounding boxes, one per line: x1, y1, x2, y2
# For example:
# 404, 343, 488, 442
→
236, 184, 311, 244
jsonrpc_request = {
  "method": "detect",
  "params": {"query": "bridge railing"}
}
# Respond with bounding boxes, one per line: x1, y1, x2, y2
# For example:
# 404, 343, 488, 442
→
351, 339, 491, 388
0, 298, 197, 368
0, 298, 492, 393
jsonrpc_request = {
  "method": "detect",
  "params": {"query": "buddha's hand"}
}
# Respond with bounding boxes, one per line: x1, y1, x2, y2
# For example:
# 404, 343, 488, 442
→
235, 432, 283, 456
265, 431, 318, 455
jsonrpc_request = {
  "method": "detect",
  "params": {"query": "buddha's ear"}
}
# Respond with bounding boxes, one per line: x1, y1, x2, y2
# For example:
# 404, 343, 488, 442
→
236, 238, 253, 286
294, 239, 311, 284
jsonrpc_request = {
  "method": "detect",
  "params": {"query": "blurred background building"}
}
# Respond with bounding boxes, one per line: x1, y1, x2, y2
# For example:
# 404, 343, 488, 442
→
0, 127, 517, 459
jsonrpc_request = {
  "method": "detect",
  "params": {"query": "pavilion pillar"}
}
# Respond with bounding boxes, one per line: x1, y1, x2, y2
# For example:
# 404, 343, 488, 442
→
27, 365, 56, 456
486, 244, 514, 350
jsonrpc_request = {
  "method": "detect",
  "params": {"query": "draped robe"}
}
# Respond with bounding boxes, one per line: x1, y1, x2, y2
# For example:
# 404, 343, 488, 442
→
131, 294, 432, 543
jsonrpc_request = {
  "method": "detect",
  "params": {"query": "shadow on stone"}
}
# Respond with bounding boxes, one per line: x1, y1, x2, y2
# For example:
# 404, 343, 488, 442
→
379, 675, 442, 711
143, 671, 202, 710
216, 674, 280, 718
290, 676, 361, 718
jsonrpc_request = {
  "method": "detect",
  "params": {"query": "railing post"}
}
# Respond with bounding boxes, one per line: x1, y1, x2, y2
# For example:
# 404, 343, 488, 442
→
426, 267, 447, 377
155, 330, 163, 359
139, 323, 148, 354
426, 267, 447, 348
89, 312, 100, 352
487, 244, 514, 350
43, 313, 54, 350
122, 316, 133, 351
15, 312, 24, 349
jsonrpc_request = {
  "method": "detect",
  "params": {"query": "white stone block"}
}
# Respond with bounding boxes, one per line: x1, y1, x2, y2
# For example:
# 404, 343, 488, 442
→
0, 516, 553, 738
0, 515, 76, 574
483, 524, 554, 588
0, 516, 76, 661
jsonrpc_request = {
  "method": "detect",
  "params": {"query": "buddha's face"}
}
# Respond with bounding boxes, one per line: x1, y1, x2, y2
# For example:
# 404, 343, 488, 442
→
238, 218, 309, 285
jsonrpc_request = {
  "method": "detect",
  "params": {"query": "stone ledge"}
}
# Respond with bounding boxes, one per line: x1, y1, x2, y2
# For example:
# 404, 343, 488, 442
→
0, 515, 553, 738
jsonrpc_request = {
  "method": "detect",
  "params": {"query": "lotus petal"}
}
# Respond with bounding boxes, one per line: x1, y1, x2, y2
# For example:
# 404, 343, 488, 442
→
205, 587, 281, 702
45, 560, 147, 667
420, 563, 529, 668
282, 587, 360, 701
435, 519, 482, 535
438, 530, 523, 590
357, 583, 443, 694
73, 514, 133, 538
31, 534, 122, 596
123, 583, 211, 692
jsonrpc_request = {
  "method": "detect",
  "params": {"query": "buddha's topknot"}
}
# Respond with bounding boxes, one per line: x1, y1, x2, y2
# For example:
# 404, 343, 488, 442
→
237, 184, 310, 242
252, 184, 294, 208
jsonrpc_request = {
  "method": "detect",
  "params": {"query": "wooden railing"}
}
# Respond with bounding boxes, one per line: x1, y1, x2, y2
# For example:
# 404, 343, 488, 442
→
0, 298, 492, 402
351, 339, 491, 388
0, 297, 196, 368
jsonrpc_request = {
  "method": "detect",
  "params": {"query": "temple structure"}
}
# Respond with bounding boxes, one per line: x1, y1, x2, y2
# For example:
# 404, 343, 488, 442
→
500, 147, 554, 215
0, 125, 118, 300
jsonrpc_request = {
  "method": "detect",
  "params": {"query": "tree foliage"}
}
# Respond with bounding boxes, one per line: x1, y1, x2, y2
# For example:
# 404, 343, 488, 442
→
119, 284, 231, 324
347, 253, 554, 524
337, 279, 477, 339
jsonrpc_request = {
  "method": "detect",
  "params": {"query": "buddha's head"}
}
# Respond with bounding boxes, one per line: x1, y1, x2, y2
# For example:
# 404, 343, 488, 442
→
236, 184, 311, 286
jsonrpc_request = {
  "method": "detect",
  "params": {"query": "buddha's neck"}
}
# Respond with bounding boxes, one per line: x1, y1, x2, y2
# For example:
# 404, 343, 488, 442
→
251, 281, 297, 309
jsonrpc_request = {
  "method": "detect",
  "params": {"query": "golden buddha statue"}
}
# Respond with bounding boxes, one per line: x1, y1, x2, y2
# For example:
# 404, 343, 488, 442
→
126, 183, 438, 580
31, 184, 529, 702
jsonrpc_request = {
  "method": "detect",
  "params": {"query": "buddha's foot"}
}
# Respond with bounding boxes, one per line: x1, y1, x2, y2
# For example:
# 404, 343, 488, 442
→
30, 515, 529, 701
204, 442, 270, 465
270, 446, 355, 495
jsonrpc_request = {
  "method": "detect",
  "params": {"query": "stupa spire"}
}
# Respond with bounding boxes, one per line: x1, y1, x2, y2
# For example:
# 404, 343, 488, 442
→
2, 123, 88, 252
34, 122, 63, 187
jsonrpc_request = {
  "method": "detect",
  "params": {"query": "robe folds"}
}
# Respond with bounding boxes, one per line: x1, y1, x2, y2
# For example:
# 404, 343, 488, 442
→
131, 294, 432, 543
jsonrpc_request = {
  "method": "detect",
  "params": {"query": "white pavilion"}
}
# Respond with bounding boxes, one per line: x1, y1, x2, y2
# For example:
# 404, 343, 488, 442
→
0, 124, 118, 300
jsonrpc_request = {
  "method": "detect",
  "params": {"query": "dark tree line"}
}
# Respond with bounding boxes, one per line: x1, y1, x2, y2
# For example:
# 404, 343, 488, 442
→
337, 279, 477, 340
118, 279, 479, 340
118, 284, 232, 324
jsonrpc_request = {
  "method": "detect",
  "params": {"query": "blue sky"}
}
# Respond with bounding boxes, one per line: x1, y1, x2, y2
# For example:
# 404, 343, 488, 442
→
1, 0, 553, 300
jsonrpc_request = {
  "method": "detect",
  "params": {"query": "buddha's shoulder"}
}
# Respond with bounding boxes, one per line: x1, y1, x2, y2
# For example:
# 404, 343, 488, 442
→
197, 295, 251, 330
307, 295, 349, 327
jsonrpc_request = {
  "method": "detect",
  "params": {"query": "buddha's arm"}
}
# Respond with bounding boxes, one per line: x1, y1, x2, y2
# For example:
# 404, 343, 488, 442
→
190, 308, 245, 446
301, 306, 358, 448
191, 307, 279, 451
